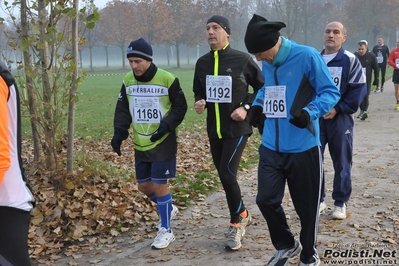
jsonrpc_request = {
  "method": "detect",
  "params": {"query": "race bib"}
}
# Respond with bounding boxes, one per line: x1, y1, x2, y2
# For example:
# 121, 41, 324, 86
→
377, 53, 383, 64
362, 67, 366, 76
205, 75, 232, 103
263, 86, 287, 118
133, 97, 160, 123
328, 67, 342, 89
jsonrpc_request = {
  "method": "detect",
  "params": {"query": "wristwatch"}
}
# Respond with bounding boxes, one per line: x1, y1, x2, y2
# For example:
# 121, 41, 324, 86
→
243, 103, 251, 111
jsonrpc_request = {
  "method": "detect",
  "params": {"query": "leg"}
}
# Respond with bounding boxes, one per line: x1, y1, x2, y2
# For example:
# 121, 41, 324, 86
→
328, 115, 353, 206
0, 207, 31, 266
287, 147, 321, 264
380, 64, 387, 88
256, 145, 294, 250
210, 136, 248, 224
319, 121, 328, 203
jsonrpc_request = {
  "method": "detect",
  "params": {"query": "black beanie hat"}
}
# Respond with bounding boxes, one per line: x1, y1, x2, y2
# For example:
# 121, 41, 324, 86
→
126, 38, 153, 61
207, 15, 231, 35
244, 14, 286, 54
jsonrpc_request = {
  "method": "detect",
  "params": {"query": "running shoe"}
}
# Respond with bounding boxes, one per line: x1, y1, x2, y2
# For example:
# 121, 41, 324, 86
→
332, 204, 347, 220
225, 224, 244, 251
319, 201, 327, 215
360, 111, 368, 120
395, 103, 399, 111
151, 227, 175, 249
267, 238, 302, 266
298, 257, 321, 266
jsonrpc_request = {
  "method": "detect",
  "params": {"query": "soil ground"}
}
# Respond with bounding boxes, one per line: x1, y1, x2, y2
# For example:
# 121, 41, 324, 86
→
44, 82, 399, 266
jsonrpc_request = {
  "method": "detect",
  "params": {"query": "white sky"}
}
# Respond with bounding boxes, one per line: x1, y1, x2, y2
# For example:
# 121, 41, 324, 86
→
0, 0, 111, 17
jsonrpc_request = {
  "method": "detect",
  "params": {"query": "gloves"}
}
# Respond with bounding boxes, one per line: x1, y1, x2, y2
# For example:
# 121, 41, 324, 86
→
247, 106, 265, 128
150, 121, 170, 142
111, 134, 124, 156
372, 79, 379, 86
258, 114, 266, 135
289, 110, 310, 129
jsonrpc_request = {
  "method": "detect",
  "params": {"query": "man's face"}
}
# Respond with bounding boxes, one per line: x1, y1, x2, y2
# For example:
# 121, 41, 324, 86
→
323, 22, 346, 53
378, 38, 384, 45
357, 44, 367, 56
128, 57, 151, 76
206, 22, 229, 50
253, 47, 278, 64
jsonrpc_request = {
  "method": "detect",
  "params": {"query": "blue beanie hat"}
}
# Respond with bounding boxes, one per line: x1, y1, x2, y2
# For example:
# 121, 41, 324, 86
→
126, 38, 153, 61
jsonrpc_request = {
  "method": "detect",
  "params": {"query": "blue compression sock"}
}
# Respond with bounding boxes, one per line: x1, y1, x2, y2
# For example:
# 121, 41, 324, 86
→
157, 194, 173, 231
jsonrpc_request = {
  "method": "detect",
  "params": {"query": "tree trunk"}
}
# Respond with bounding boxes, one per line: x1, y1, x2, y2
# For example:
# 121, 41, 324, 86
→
38, 0, 56, 171
105, 46, 109, 67
20, 0, 41, 162
67, 0, 79, 173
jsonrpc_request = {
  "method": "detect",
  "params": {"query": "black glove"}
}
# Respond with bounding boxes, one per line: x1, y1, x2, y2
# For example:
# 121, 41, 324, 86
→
258, 114, 266, 135
289, 110, 310, 129
150, 121, 170, 142
247, 106, 264, 128
372, 78, 379, 86
111, 134, 124, 156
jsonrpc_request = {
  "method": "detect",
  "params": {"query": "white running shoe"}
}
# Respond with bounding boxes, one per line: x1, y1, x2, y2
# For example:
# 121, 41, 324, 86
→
332, 204, 347, 220
319, 201, 327, 215
157, 204, 179, 230
225, 225, 245, 250
151, 227, 175, 249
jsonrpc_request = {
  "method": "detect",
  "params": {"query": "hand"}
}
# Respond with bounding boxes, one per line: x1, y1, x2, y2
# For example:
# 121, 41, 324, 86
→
111, 135, 124, 156
289, 110, 310, 128
372, 79, 379, 86
247, 105, 265, 128
150, 121, 170, 142
194, 99, 206, 114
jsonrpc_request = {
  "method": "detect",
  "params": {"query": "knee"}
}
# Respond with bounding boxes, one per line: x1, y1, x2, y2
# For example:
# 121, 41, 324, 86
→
138, 182, 153, 195
256, 192, 279, 209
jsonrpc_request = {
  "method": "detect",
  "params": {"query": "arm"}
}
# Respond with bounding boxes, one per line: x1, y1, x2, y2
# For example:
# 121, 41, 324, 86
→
243, 57, 264, 104
113, 83, 132, 139
163, 78, 188, 130
305, 52, 340, 120
0, 77, 11, 185
388, 50, 397, 69
334, 56, 366, 114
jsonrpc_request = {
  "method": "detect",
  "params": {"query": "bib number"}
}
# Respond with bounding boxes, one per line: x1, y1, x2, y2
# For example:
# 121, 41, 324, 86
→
206, 75, 232, 103
133, 97, 160, 123
264, 86, 287, 118
328, 67, 342, 89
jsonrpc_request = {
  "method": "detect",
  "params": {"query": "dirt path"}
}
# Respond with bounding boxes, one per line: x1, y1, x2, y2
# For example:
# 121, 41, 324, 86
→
46, 82, 399, 266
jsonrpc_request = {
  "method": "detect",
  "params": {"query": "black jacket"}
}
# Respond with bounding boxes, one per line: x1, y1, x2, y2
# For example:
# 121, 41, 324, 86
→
193, 44, 264, 139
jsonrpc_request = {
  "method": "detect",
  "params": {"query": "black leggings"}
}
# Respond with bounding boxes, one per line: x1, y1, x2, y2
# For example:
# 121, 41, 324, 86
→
378, 64, 387, 87
210, 135, 249, 223
0, 207, 31, 266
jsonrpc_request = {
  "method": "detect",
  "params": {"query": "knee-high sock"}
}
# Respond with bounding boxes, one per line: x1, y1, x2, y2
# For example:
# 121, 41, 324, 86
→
157, 194, 173, 231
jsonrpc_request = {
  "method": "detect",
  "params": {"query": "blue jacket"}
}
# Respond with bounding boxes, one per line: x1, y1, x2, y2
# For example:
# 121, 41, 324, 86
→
321, 47, 366, 114
252, 37, 340, 153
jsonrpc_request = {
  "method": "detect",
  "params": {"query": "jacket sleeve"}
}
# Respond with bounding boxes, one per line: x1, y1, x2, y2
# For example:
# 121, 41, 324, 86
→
0, 76, 10, 185
113, 83, 131, 139
334, 56, 366, 114
305, 52, 340, 120
243, 57, 265, 104
193, 61, 206, 102
163, 78, 187, 131
388, 50, 398, 69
